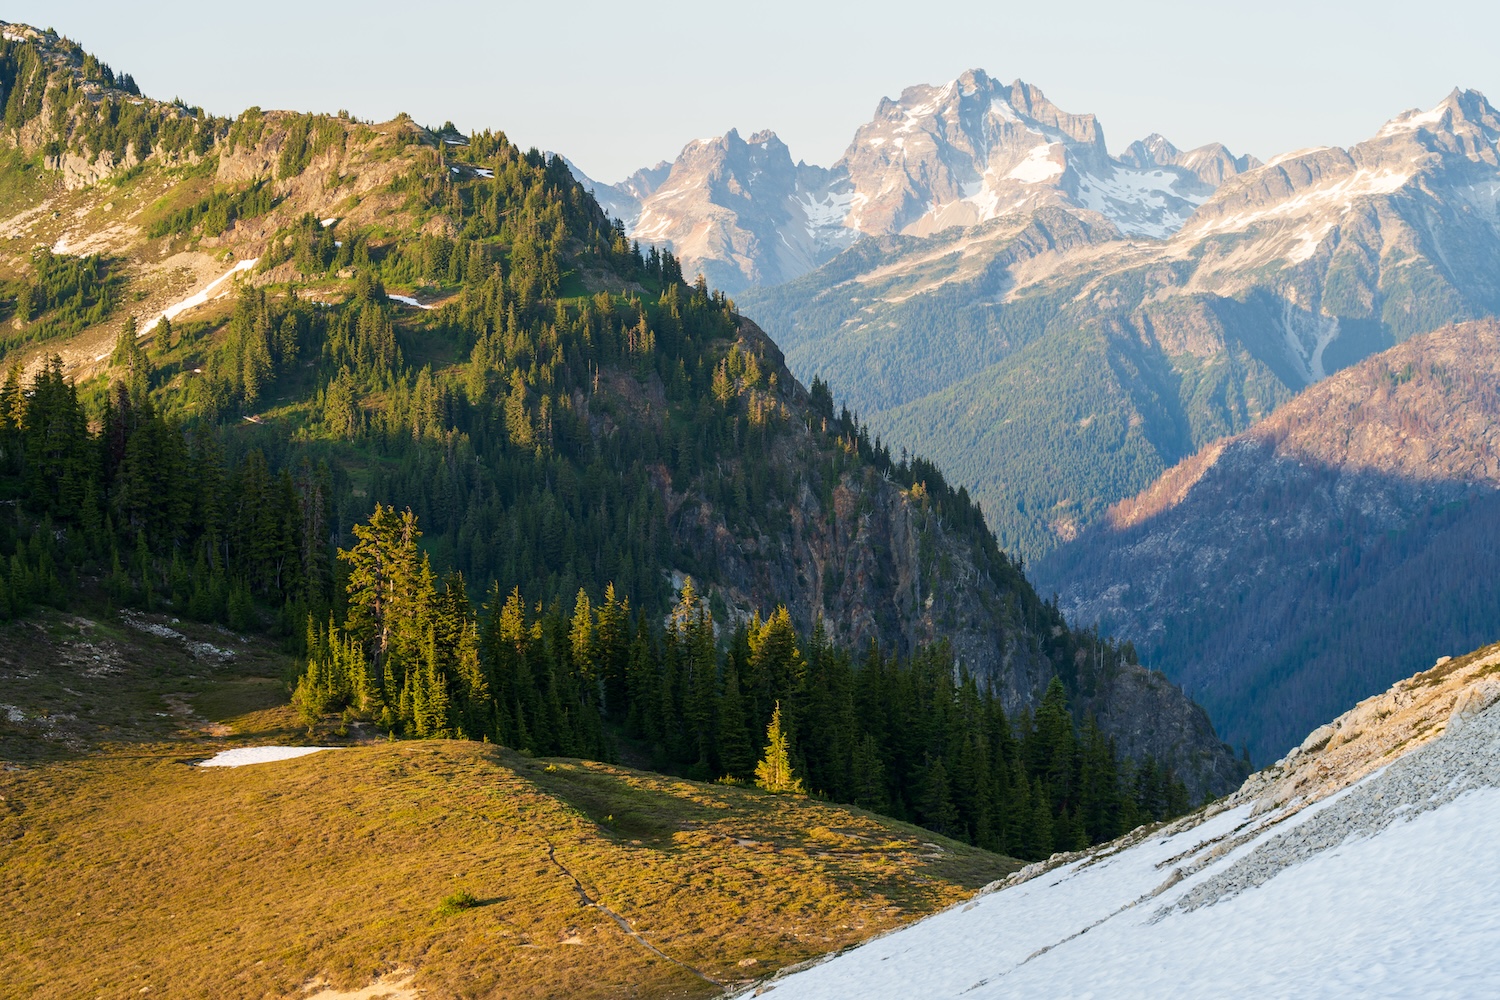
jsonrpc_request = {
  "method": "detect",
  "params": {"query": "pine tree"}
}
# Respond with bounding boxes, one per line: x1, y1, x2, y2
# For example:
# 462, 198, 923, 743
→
850, 733, 888, 812
716, 657, 754, 779
754, 701, 804, 794
919, 756, 960, 836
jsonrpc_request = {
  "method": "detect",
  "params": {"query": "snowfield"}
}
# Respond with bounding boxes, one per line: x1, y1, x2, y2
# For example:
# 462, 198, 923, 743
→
756, 696, 1500, 999
198, 747, 335, 768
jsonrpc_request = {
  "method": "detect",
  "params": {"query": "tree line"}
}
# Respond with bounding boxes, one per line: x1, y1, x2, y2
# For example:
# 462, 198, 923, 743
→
295, 502, 1190, 861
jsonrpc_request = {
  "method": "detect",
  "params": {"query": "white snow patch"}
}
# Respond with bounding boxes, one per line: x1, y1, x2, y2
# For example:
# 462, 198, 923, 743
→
387, 294, 433, 310
1005, 144, 1064, 184
320, 217, 337, 228
1075, 167, 1201, 238
475, 167, 494, 179
1379, 105, 1448, 137
769, 785, 1500, 999
199, 746, 336, 768
763, 701, 1500, 1000
1262, 146, 1332, 169
989, 98, 1020, 124
1285, 221, 1333, 264
798, 187, 856, 232
141, 258, 259, 335
1188, 168, 1410, 239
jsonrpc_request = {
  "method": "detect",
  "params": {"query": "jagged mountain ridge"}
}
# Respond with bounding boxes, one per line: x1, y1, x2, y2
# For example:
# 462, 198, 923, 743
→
739, 86, 1500, 559
0, 21, 1245, 797
1033, 320, 1500, 761
571, 131, 857, 294
572, 69, 1254, 292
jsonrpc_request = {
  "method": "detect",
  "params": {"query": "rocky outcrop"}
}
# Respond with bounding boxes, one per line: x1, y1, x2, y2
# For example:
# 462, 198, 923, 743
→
1224, 641, 1500, 824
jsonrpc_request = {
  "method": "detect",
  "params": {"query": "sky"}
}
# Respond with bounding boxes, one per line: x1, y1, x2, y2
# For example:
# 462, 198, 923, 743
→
12, 0, 1500, 183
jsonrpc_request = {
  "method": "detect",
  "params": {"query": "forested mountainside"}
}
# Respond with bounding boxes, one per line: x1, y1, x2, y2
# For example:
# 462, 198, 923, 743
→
740, 87, 1500, 559
0, 20, 1243, 844
1034, 320, 1500, 762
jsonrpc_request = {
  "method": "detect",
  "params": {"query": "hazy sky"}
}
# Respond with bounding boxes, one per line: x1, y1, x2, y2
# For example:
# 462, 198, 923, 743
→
14, 1, 1500, 182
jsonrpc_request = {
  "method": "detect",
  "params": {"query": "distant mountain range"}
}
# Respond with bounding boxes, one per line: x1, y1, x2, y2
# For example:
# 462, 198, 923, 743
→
612, 76, 1500, 763
568, 70, 1257, 294
735, 84, 1500, 558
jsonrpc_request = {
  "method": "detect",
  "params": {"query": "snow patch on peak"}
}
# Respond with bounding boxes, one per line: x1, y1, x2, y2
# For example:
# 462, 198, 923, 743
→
1379, 104, 1449, 137
1263, 146, 1333, 169
1189, 167, 1411, 238
798, 186, 856, 231
1006, 144, 1064, 183
1075, 167, 1204, 239
989, 97, 1021, 124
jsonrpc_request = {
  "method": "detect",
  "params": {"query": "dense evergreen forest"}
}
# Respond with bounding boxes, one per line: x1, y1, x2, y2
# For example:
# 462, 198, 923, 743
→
0, 27, 1195, 857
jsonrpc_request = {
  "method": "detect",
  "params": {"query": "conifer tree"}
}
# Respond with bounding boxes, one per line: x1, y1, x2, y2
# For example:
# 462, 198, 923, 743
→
716, 657, 754, 779
754, 701, 804, 794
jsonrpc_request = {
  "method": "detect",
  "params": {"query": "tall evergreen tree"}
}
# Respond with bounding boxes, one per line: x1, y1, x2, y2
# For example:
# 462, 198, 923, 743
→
754, 701, 804, 794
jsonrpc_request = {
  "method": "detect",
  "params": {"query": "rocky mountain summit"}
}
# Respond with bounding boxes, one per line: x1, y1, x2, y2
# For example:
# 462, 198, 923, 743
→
754, 641, 1500, 999
1034, 320, 1500, 761
837, 71, 1251, 241
571, 131, 856, 293
575, 70, 1252, 292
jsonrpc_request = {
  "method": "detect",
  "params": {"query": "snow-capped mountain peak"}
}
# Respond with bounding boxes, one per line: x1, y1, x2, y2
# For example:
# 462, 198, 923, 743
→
599, 71, 1256, 291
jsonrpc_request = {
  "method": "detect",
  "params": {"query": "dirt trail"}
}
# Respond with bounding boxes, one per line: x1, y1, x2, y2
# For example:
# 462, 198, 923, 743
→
544, 840, 724, 987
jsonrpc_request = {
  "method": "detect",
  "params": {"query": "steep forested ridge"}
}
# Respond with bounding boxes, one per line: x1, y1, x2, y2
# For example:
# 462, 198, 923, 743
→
0, 23, 1243, 849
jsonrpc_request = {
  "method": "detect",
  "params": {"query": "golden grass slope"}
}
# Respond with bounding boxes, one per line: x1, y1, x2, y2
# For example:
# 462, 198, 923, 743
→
0, 610, 1017, 1000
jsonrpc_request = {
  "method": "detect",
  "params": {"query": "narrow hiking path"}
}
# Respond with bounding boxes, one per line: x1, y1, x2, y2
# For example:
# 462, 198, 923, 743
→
544, 840, 725, 987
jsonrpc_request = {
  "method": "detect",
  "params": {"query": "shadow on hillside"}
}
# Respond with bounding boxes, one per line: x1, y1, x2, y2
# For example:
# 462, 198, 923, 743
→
0, 608, 299, 764
523, 758, 728, 847
1035, 450, 1500, 765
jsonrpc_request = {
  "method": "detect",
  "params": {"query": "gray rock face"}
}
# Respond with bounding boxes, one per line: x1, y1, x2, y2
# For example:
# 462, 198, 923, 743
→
1168, 678, 1500, 917
1118, 133, 1260, 188
570, 131, 858, 294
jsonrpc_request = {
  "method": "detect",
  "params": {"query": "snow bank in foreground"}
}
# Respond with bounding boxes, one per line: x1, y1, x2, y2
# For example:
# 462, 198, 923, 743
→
759, 698, 1500, 999
198, 746, 335, 768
